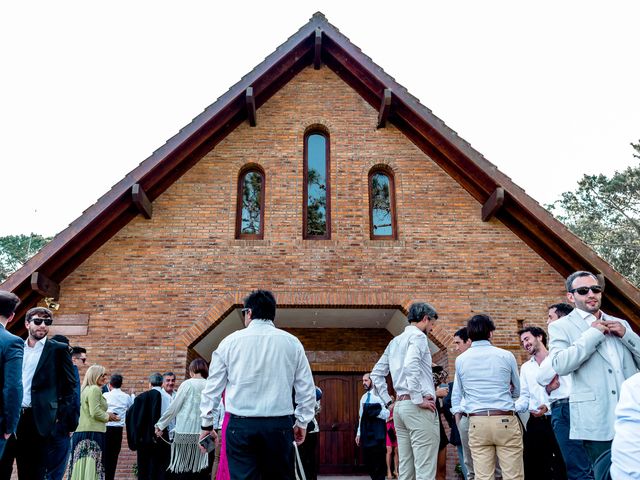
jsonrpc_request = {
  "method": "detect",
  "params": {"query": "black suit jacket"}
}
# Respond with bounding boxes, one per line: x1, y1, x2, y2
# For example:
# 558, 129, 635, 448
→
0, 325, 23, 435
126, 389, 162, 451
30, 338, 78, 437
360, 403, 386, 448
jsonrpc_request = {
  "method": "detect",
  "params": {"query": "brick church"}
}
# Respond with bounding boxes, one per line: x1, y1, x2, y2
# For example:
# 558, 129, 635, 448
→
3, 12, 639, 478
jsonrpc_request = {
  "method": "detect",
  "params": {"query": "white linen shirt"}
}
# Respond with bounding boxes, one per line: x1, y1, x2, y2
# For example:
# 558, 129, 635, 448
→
199, 319, 316, 429
103, 388, 134, 427
22, 337, 46, 408
610, 372, 640, 479
371, 325, 435, 405
356, 390, 390, 436
536, 354, 571, 402
515, 356, 551, 414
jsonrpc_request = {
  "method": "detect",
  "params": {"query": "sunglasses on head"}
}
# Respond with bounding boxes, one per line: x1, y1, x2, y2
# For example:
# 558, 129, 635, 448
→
30, 317, 53, 326
570, 285, 603, 296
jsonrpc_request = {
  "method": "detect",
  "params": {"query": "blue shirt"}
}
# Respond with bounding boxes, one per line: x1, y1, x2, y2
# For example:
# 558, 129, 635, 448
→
452, 340, 520, 414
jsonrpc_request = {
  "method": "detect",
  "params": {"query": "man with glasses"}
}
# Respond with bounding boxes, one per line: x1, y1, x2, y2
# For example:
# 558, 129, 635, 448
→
0, 307, 78, 479
549, 271, 640, 467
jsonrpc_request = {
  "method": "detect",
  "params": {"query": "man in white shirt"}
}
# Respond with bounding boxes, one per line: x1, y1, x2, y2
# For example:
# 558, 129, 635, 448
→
610, 372, 640, 479
103, 373, 134, 480
355, 373, 389, 480
537, 303, 594, 480
199, 290, 316, 480
515, 326, 565, 479
549, 271, 640, 466
371, 302, 440, 480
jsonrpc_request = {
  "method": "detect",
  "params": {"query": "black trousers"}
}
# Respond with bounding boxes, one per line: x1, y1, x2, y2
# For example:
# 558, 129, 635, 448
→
225, 415, 295, 480
362, 443, 387, 480
136, 439, 171, 480
0, 408, 48, 480
524, 415, 567, 480
104, 426, 123, 480
297, 431, 318, 480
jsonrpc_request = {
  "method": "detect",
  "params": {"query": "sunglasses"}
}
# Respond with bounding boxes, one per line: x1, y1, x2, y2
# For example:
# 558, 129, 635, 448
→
570, 285, 603, 296
30, 317, 53, 326
241, 308, 250, 315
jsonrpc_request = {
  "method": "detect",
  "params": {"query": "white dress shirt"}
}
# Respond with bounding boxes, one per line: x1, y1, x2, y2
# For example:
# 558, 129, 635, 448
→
200, 319, 316, 429
356, 390, 390, 436
515, 356, 551, 414
536, 354, 571, 402
153, 386, 172, 416
452, 340, 520, 414
22, 337, 46, 408
371, 325, 435, 405
611, 372, 640, 479
103, 388, 134, 427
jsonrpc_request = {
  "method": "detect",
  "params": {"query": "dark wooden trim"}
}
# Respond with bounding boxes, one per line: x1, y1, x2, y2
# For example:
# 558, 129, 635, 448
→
30, 272, 60, 299
235, 164, 266, 240
368, 166, 398, 240
314, 29, 322, 69
377, 89, 392, 128
481, 187, 505, 221
246, 87, 256, 127
303, 128, 331, 240
132, 183, 153, 219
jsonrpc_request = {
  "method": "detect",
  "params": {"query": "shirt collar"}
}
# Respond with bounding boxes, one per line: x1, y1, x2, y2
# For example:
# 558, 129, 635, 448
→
405, 324, 421, 333
471, 340, 491, 347
247, 319, 274, 328
24, 337, 47, 348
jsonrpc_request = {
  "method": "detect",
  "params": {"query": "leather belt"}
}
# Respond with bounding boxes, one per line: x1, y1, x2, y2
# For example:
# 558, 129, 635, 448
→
396, 394, 411, 401
550, 398, 569, 408
469, 410, 514, 417
459, 412, 468, 417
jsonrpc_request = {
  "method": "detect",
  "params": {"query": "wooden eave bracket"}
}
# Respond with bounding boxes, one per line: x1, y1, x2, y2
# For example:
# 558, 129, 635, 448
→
132, 183, 153, 219
246, 87, 257, 127
377, 89, 392, 128
481, 187, 505, 221
31, 271, 60, 300
314, 29, 322, 69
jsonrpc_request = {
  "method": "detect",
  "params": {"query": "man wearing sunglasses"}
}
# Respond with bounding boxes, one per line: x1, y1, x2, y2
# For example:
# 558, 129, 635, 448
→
0, 307, 78, 480
548, 271, 640, 468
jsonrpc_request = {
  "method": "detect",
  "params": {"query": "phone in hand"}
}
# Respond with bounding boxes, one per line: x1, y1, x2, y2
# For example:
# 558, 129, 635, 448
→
199, 434, 215, 453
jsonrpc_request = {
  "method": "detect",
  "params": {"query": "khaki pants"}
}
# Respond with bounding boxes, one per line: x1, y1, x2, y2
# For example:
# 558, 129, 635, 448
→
468, 415, 523, 480
393, 400, 440, 480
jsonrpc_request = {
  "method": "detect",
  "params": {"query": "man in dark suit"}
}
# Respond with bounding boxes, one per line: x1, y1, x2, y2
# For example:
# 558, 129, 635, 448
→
0, 307, 78, 480
356, 373, 389, 480
0, 291, 23, 462
126, 373, 170, 480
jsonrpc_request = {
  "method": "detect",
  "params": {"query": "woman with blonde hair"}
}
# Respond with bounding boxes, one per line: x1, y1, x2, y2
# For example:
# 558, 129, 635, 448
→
68, 364, 119, 480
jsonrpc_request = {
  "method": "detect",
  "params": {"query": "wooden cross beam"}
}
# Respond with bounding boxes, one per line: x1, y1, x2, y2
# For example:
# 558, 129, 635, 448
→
377, 89, 392, 128
246, 87, 256, 127
481, 187, 505, 221
132, 184, 153, 219
314, 29, 322, 70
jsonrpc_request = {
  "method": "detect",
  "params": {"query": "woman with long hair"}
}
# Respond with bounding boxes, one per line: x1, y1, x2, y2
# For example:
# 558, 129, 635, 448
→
155, 358, 212, 479
69, 364, 118, 480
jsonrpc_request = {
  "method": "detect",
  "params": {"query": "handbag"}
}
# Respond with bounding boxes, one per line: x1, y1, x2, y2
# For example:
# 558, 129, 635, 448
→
387, 424, 397, 443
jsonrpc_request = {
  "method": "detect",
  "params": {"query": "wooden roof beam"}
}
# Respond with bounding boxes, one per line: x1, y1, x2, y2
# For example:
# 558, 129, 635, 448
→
246, 87, 256, 127
482, 187, 505, 221
30, 271, 60, 300
132, 184, 153, 219
314, 29, 322, 69
377, 89, 392, 128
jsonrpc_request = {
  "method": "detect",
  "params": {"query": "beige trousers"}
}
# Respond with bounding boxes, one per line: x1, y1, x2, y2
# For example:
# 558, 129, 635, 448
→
393, 400, 440, 480
468, 415, 523, 480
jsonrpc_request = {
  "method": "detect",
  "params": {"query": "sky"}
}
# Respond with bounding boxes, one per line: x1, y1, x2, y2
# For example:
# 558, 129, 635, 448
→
2, 1, 639, 237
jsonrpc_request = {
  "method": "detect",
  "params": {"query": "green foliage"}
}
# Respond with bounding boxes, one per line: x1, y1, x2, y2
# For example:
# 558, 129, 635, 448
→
547, 141, 640, 286
0, 234, 51, 282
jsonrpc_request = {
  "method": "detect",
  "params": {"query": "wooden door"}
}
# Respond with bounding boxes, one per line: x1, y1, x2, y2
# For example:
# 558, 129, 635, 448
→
315, 373, 366, 475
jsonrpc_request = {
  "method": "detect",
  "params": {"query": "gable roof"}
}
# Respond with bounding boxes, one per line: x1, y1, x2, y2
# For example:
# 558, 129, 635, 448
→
3, 12, 639, 332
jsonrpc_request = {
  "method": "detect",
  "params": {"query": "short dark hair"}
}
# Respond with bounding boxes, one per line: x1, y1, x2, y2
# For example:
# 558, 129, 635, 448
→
454, 327, 469, 342
0, 291, 20, 319
71, 346, 86, 357
467, 314, 495, 341
110, 374, 123, 389
518, 326, 548, 348
149, 372, 163, 387
51, 334, 70, 345
163, 372, 175, 380
25, 307, 52, 323
189, 358, 209, 379
406, 302, 438, 323
549, 303, 574, 318
244, 290, 276, 321
565, 271, 599, 292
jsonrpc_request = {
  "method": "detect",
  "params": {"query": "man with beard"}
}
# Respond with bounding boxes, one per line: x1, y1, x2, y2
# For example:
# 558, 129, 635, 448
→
515, 326, 566, 479
355, 373, 389, 480
549, 271, 640, 466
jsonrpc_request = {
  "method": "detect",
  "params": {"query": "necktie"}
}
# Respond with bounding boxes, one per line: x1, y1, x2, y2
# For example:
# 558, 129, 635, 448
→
365, 392, 371, 404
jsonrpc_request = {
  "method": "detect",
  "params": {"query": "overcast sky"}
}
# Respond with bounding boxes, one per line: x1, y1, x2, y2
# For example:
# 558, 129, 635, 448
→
2, 1, 639, 237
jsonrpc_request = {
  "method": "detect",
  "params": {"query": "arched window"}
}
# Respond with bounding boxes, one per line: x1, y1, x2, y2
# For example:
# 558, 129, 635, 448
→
236, 166, 265, 239
369, 168, 397, 239
303, 130, 331, 239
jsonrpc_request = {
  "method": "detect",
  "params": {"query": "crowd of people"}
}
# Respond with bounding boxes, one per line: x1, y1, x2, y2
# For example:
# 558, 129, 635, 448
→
0, 271, 639, 480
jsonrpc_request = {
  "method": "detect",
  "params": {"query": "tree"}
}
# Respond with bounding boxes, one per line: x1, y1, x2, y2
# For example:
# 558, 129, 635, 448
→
547, 141, 640, 287
0, 234, 51, 282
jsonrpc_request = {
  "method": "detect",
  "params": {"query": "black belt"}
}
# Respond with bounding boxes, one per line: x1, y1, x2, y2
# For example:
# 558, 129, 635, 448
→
229, 414, 293, 420
20, 406, 31, 414
551, 398, 569, 408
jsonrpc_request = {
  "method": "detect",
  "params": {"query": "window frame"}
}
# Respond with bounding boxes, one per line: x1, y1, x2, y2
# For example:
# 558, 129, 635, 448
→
235, 165, 266, 240
368, 167, 398, 240
303, 130, 331, 240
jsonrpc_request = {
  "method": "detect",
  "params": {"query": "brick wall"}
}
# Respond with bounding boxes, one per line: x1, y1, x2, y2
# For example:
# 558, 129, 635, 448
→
48, 65, 565, 478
